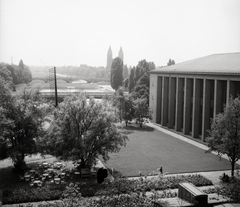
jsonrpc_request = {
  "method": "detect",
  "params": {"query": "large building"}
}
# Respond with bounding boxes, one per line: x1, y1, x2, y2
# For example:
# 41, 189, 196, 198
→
149, 53, 240, 142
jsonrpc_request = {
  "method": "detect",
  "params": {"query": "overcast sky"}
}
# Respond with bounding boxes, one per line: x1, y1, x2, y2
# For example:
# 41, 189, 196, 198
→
0, 0, 240, 67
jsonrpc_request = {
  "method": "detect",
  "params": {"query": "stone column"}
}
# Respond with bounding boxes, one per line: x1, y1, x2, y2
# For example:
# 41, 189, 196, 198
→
168, 77, 176, 129
214, 80, 223, 117
226, 80, 235, 104
202, 79, 211, 141
192, 79, 201, 138
156, 77, 163, 124
175, 78, 184, 131
183, 78, 192, 135
161, 76, 169, 126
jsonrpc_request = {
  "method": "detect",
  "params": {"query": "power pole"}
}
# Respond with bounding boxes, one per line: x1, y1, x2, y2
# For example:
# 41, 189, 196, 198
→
54, 67, 58, 107
49, 67, 58, 107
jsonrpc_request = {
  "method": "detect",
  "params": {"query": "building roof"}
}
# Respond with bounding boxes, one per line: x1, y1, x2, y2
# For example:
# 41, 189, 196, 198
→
151, 53, 240, 75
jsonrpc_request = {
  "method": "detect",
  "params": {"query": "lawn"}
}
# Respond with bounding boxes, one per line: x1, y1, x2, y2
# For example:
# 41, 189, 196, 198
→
103, 124, 235, 177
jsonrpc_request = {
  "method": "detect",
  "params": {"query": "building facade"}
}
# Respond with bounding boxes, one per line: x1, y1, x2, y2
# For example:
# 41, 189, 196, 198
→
149, 53, 240, 142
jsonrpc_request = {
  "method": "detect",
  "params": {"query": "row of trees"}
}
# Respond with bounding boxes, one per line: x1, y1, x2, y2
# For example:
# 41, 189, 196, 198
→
110, 58, 155, 127
0, 77, 128, 172
0, 60, 32, 88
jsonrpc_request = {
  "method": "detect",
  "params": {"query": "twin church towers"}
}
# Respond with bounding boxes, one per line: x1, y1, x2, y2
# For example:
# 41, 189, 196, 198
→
106, 46, 124, 70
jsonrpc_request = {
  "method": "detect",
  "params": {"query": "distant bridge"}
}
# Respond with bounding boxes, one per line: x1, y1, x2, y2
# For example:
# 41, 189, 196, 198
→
40, 89, 114, 100
32, 76, 109, 83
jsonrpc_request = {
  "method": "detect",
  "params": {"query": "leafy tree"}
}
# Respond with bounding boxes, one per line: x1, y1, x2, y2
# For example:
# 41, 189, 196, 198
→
0, 83, 47, 171
111, 88, 125, 122
43, 94, 128, 168
133, 98, 149, 128
112, 89, 134, 126
122, 94, 135, 126
110, 57, 123, 90
131, 73, 150, 106
206, 96, 240, 177
0, 65, 12, 83
128, 67, 135, 93
19, 59, 24, 70
122, 64, 129, 79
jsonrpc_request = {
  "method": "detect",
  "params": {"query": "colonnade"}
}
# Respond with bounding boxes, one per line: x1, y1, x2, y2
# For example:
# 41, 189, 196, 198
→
153, 75, 240, 141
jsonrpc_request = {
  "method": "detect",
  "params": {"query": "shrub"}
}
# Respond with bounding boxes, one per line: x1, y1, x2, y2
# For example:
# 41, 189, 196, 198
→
2, 185, 65, 204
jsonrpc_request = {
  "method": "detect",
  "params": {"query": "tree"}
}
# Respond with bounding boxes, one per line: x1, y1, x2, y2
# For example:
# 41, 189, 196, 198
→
43, 94, 128, 168
122, 94, 135, 126
206, 96, 240, 177
122, 64, 129, 79
0, 81, 47, 171
110, 57, 123, 90
133, 98, 149, 128
128, 67, 135, 93
112, 89, 134, 126
19, 59, 24, 70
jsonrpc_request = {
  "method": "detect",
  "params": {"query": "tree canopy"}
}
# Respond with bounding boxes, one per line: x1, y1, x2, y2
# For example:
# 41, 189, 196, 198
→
110, 57, 123, 91
42, 94, 128, 168
0, 77, 47, 171
0, 60, 32, 86
206, 96, 240, 177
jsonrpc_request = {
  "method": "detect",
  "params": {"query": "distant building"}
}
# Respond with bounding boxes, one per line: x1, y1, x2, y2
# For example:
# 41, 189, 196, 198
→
106, 46, 113, 70
149, 53, 240, 141
106, 46, 124, 69
118, 47, 124, 63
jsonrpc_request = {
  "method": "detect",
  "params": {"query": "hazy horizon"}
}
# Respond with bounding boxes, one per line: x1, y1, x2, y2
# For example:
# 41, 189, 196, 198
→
1, 0, 240, 67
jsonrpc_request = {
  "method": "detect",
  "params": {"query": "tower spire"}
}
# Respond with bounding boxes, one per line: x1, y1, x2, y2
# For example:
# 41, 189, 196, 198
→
107, 46, 113, 70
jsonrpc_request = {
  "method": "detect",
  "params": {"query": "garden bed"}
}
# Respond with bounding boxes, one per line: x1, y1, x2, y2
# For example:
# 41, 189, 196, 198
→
2, 174, 212, 204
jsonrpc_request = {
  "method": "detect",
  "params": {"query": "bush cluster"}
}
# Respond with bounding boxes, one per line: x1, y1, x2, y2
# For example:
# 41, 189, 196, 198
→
2, 185, 65, 204
2, 174, 212, 204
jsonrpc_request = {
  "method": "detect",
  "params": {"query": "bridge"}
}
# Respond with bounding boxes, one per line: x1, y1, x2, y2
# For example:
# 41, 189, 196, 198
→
40, 89, 114, 100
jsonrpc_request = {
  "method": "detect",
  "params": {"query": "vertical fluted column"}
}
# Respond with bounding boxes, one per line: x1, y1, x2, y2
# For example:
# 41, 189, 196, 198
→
192, 79, 201, 138
156, 77, 163, 124
168, 77, 176, 129
202, 79, 211, 141
161, 77, 169, 126
183, 78, 192, 135
175, 78, 184, 131
214, 80, 223, 117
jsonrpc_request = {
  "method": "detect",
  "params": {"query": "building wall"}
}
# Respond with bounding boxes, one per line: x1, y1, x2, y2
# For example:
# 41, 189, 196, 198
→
150, 73, 240, 141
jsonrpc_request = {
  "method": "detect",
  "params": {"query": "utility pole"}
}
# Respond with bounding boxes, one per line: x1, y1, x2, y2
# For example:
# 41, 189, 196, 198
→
54, 67, 58, 107
49, 67, 58, 107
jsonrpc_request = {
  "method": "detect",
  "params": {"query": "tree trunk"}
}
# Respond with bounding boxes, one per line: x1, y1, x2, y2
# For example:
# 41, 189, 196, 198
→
13, 153, 26, 172
231, 160, 235, 177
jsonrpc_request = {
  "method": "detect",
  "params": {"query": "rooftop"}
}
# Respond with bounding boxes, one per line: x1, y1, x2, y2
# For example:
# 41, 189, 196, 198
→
151, 53, 240, 75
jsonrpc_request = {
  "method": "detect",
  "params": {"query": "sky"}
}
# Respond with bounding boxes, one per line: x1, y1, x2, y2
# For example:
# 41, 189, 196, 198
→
0, 0, 240, 68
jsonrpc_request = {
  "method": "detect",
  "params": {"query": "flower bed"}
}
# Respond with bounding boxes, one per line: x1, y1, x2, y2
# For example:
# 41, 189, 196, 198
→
2, 174, 212, 204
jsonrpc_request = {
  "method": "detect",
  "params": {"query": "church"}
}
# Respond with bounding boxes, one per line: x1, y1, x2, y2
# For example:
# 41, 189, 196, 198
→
106, 46, 124, 70
149, 53, 240, 142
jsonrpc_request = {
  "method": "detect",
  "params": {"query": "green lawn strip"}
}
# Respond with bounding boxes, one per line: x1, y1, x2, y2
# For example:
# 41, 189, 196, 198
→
103, 125, 233, 177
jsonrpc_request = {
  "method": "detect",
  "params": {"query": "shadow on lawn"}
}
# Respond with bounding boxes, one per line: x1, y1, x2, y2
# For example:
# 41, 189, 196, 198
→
123, 124, 155, 134
0, 166, 24, 189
